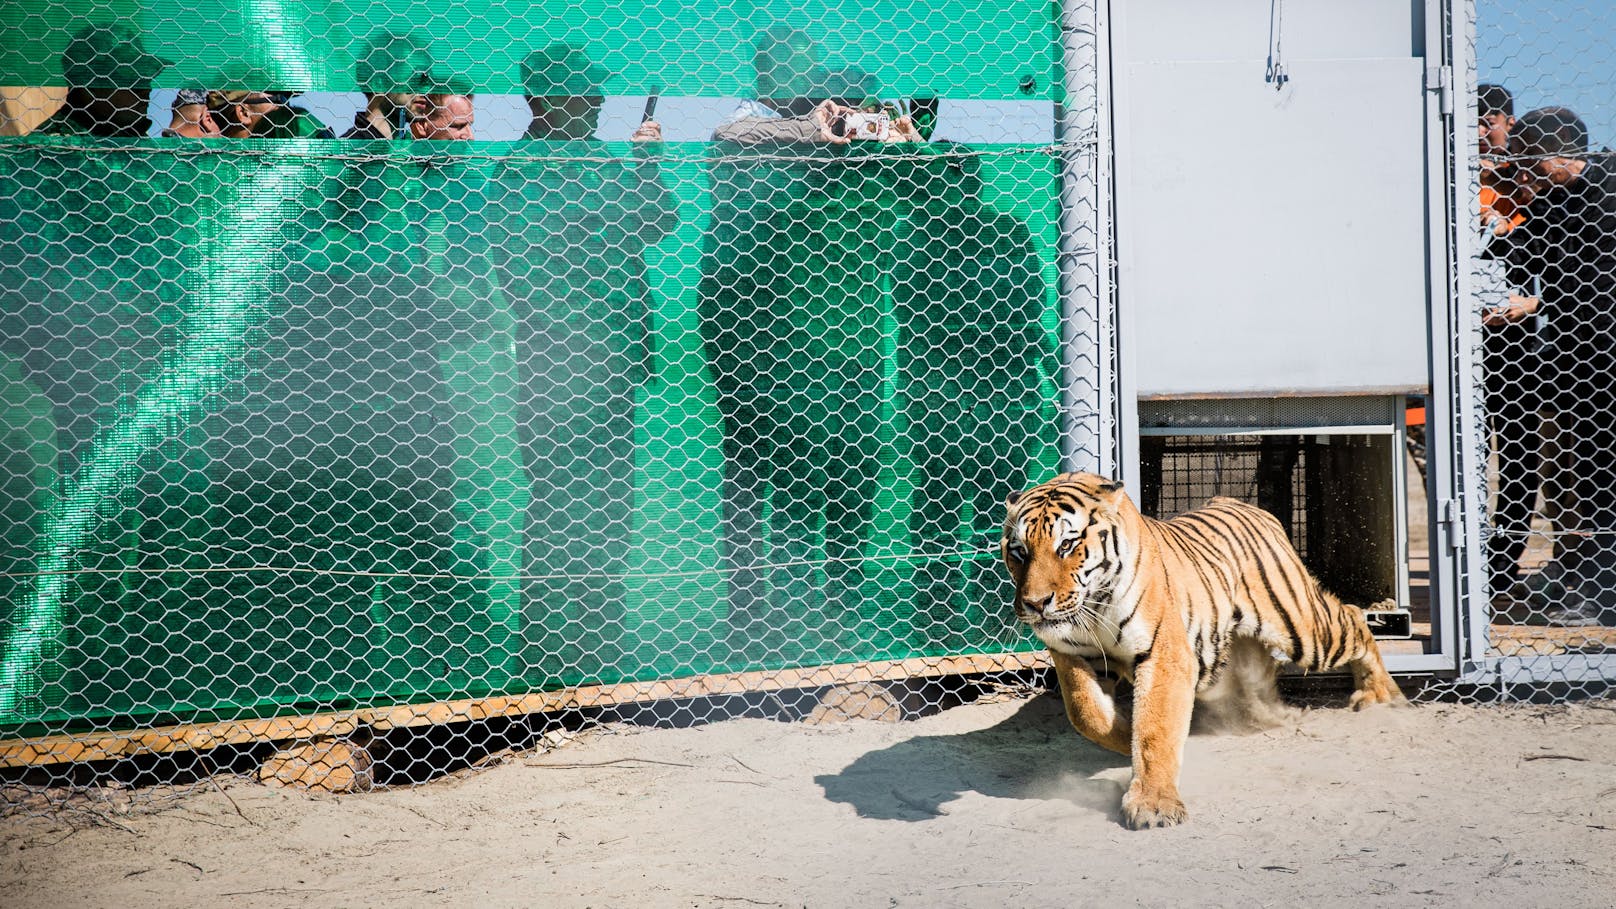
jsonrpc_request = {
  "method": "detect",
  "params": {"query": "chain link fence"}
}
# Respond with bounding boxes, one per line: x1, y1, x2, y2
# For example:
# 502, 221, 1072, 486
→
0, 4, 1111, 796
9, 0, 1613, 800
1426, 0, 1616, 700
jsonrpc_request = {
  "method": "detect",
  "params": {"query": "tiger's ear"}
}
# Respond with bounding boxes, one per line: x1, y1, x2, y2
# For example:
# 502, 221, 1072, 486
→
1094, 478, 1127, 512
1006, 489, 1023, 507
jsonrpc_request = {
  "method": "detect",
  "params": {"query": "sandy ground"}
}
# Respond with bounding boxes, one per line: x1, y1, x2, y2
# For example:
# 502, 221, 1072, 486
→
4, 692, 1615, 908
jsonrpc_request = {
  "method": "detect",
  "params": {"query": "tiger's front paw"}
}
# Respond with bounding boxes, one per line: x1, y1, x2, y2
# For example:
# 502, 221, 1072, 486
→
1121, 783, 1187, 829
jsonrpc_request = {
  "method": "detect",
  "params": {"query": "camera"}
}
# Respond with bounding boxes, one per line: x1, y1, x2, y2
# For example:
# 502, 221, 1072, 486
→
837, 110, 891, 141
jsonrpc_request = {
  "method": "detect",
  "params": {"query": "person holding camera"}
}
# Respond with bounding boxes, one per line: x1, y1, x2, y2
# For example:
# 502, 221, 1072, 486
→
700, 28, 923, 658
711, 30, 922, 146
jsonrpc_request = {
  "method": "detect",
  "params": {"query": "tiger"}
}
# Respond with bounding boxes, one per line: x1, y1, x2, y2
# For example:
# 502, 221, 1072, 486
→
1001, 471, 1403, 829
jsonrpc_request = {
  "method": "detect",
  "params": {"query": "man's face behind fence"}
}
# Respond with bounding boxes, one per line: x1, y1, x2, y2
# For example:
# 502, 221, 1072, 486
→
1480, 112, 1513, 158
412, 94, 475, 141
1508, 107, 1590, 198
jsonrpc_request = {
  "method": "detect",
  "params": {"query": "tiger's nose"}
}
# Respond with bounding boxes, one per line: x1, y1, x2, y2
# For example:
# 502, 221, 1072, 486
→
1021, 592, 1056, 617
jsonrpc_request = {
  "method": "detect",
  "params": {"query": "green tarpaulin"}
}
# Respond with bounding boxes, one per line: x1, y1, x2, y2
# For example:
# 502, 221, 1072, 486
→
0, 1, 1056, 99
0, 139, 1063, 734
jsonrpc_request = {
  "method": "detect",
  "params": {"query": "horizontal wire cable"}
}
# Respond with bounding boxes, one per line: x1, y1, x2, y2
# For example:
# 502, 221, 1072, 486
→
0, 544, 1005, 583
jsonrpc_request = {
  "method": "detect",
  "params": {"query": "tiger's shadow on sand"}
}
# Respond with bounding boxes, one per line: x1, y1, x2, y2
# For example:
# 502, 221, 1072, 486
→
814, 692, 1130, 822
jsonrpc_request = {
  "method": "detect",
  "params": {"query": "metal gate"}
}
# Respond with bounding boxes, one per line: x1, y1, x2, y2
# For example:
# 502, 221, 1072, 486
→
1429, 0, 1616, 698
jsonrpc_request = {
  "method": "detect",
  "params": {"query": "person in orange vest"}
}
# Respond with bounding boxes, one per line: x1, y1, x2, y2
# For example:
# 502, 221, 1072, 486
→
1476, 83, 1541, 596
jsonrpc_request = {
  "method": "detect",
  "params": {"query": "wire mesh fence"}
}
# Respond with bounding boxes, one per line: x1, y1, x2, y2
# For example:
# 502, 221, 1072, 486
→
8, 0, 1616, 800
0, 5, 1106, 797
1424, 0, 1616, 701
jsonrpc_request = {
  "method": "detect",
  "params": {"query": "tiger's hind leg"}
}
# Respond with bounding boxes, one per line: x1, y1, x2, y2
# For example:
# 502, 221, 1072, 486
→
1193, 637, 1301, 733
1347, 642, 1403, 710
1326, 604, 1404, 710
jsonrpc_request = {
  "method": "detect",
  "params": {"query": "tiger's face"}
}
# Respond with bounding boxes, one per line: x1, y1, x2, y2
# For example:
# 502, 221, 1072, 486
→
1002, 473, 1129, 650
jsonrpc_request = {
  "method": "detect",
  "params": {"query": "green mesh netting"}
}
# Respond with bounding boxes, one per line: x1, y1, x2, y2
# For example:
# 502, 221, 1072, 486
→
2, 1, 1057, 98
0, 133, 1065, 733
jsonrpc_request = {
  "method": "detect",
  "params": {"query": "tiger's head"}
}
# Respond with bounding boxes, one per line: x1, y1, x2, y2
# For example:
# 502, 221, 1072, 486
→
1001, 472, 1135, 650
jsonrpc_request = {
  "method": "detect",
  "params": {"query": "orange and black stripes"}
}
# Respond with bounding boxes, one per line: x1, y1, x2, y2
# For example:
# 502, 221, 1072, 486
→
1142, 497, 1378, 679
1005, 474, 1384, 694
1004, 472, 1402, 828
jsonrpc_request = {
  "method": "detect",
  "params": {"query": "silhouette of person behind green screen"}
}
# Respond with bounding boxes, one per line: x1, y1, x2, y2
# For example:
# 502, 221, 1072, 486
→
894, 141, 1054, 651
700, 27, 910, 662
489, 44, 676, 681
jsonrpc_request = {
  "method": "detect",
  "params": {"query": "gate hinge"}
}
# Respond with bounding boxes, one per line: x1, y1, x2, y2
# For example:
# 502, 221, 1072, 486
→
1438, 498, 1459, 550
1426, 64, 1454, 117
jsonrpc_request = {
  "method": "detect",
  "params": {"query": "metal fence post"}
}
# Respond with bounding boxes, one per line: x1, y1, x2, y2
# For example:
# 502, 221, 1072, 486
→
1056, 0, 1111, 477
